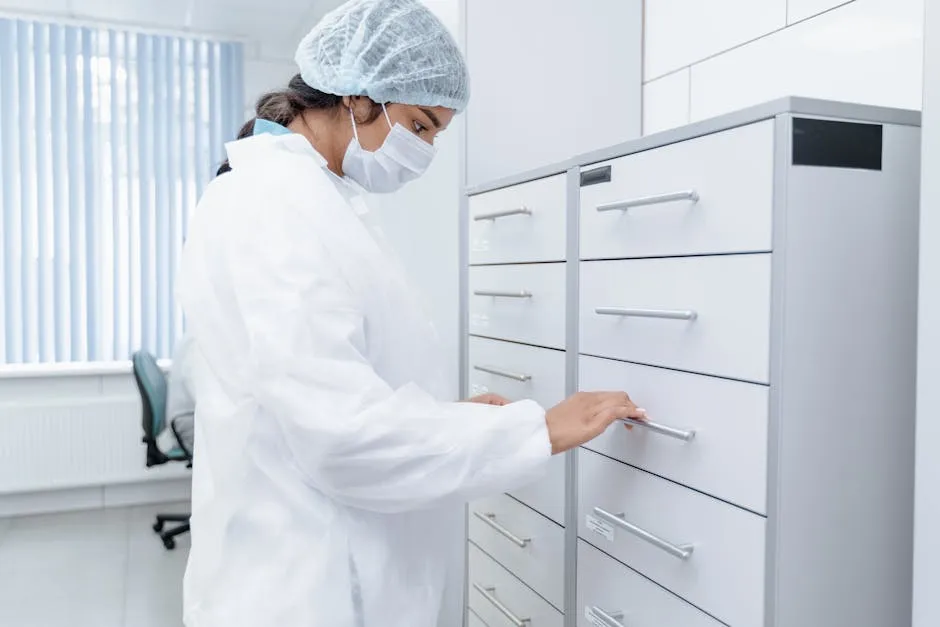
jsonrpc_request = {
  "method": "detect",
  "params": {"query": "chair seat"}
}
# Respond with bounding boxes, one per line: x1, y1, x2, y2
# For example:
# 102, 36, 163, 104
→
165, 447, 189, 461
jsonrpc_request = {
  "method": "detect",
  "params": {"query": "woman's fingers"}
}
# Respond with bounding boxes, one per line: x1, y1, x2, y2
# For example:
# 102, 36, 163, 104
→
596, 403, 647, 431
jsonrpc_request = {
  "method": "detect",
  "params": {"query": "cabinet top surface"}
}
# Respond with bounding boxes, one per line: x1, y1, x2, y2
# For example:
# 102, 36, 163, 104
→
465, 96, 921, 196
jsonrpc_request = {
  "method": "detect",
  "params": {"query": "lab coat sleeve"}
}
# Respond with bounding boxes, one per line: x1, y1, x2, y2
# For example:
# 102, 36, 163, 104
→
233, 203, 552, 514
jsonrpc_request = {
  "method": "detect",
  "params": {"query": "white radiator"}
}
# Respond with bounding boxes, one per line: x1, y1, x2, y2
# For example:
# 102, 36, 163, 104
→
0, 395, 190, 494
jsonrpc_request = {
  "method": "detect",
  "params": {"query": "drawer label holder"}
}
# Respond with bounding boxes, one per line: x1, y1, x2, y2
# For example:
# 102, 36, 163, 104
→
586, 513, 615, 542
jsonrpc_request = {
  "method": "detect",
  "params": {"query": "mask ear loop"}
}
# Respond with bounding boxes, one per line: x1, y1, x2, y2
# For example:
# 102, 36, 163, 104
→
381, 103, 393, 129
348, 106, 361, 143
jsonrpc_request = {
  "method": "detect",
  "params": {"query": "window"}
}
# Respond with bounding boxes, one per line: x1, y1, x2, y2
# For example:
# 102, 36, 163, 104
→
0, 18, 244, 363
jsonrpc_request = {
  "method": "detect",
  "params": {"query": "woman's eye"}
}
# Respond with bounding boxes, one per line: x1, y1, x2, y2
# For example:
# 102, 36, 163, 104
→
413, 121, 427, 134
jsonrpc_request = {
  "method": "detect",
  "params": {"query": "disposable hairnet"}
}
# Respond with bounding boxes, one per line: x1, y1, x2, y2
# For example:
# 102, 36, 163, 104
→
295, 0, 470, 112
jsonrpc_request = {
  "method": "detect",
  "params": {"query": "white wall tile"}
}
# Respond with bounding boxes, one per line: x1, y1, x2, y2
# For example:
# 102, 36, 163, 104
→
642, 69, 691, 134
645, 0, 787, 79
787, 0, 855, 24
690, 0, 924, 121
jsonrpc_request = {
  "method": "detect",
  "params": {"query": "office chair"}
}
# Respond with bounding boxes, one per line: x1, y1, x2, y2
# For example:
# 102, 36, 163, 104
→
132, 350, 192, 550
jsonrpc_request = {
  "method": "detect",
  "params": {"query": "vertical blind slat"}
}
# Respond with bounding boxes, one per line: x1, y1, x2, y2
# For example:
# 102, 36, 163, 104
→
193, 42, 207, 196
0, 19, 16, 363
49, 24, 69, 362
127, 32, 141, 355
109, 30, 121, 360
65, 27, 83, 361
137, 34, 154, 355
153, 36, 167, 358
82, 27, 97, 361
35, 23, 53, 363
19, 21, 38, 363
168, 38, 181, 349
177, 38, 191, 338
4, 22, 23, 364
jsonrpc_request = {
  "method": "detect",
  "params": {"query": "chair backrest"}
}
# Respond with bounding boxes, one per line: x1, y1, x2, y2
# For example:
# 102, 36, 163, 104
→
132, 350, 169, 467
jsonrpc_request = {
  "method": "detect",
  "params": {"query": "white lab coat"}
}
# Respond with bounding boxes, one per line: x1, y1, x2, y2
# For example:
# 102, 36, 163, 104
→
177, 131, 552, 627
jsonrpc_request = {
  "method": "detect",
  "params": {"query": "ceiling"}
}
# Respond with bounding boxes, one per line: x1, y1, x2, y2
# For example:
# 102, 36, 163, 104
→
0, 0, 347, 60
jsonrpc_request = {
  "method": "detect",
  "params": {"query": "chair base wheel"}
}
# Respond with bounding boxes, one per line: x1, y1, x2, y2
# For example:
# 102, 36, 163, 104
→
153, 521, 164, 533
162, 536, 176, 550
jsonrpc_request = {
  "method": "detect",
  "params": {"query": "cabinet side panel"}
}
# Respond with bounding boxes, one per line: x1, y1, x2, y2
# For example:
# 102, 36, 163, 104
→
774, 120, 920, 627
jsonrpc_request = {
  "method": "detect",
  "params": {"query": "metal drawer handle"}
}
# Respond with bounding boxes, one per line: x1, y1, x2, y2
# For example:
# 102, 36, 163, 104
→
474, 289, 533, 299
596, 189, 699, 212
595, 307, 697, 321
619, 417, 695, 442
473, 583, 530, 626
473, 364, 532, 383
593, 507, 694, 560
473, 511, 531, 548
474, 207, 532, 221
589, 607, 625, 627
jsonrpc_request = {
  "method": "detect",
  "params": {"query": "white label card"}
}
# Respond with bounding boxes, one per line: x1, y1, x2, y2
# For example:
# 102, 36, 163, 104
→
585, 514, 615, 542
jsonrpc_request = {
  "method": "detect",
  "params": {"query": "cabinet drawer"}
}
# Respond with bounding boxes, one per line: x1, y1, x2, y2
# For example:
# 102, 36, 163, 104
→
577, 541, 723, 627
507, 453, 567, 527
580, 121, 774, 260
468, 337, 566, 407
467, 337, 567, 524
469, 493, 565, 609
580, 255, 771, 383
578, 449, 766, 627
470, 175, 567, 265
470, 263, 566, 349
468, 609, 488, 627
468, 543, 564, 627
580, 355, 769, 514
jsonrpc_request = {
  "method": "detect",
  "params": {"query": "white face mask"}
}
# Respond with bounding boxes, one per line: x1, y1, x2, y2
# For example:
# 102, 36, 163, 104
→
342, 103, 437, 193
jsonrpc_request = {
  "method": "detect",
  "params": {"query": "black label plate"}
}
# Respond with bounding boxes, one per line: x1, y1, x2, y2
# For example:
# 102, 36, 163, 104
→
792, 117, 883, 171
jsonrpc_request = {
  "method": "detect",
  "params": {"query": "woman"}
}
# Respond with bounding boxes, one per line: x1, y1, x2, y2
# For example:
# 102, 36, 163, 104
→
177, 0, 645, 625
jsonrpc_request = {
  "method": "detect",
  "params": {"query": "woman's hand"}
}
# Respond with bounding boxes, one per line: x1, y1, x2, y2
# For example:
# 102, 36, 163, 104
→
464, 393, 511, 406
546, 391, 646, 454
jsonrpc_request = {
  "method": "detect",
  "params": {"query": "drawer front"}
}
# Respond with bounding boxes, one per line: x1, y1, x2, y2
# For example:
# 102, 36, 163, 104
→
469, 174, 567, 265
468, 337, 567, 524
468, 337, 566, 407
577, 541, 723, 627
580, 120, 774, 260
468, 609, 488, 627
578, 449, 766, 627
507, 453, 567, 526
580, 255, 771, 383
469, 493, 565, 609
580, 355, 769, 514
468, 543, 564, 627
470, 263, 566, 349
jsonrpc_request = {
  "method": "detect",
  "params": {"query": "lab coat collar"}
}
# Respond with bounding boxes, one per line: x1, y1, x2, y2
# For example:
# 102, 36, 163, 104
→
225, 132, 330, 170
224, 128, 368, 210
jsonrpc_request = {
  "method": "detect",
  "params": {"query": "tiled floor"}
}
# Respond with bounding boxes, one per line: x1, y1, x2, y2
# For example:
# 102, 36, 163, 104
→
0, 503, 190, 627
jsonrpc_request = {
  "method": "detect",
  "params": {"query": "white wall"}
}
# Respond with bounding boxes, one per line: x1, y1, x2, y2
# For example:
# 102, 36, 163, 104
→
914, 1, 937, 624
366, 0, 462, 402
644, 0, 925, 134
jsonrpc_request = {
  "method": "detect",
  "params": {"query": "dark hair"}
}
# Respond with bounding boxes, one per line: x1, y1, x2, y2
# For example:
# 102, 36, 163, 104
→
216, 74, 383, 176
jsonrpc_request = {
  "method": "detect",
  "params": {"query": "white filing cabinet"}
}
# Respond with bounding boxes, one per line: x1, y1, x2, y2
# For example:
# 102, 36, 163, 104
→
460, 98, 921, 627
